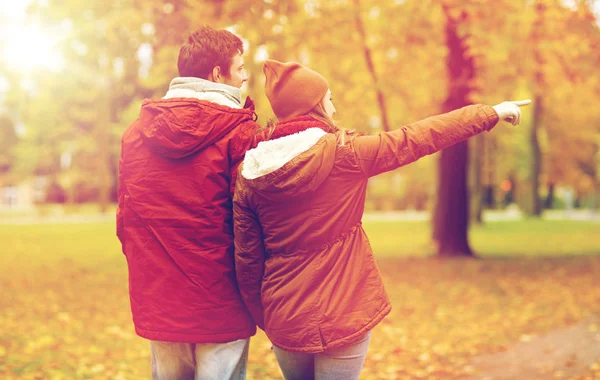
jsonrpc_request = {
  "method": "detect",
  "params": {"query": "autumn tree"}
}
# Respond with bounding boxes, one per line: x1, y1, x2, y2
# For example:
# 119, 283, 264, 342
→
430, 2, 479, 257
538, 0, 600, 209
4, 0, 599, 218
0, 113, 18, 177
17, 0, 154, 209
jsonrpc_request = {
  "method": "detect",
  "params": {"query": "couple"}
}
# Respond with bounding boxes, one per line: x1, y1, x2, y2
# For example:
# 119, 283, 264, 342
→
117, 26, 528, 380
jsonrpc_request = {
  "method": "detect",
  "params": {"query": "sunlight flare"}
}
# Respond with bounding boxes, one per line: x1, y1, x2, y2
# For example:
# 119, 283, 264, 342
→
1, 24, 64, 72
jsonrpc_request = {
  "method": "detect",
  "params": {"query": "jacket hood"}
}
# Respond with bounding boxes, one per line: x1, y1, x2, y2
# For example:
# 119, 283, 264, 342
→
240, 128, 336, 199
139, 98, 254, 159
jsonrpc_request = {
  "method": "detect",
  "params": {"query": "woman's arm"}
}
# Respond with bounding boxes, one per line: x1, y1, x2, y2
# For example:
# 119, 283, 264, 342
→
229, 120, 260, 196
233, 183, 266, 330
352, 101, 528, 177
352, 104, 498, 177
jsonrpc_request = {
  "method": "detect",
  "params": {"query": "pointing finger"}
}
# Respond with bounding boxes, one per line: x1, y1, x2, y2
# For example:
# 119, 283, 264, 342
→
511, 100, 532, 107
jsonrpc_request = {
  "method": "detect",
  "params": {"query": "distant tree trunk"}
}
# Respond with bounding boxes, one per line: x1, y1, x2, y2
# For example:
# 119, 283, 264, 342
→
67, 178, 77, 205
352, 0, 391, 132
470, 133, 485, 224
574, 192, 582, 209
595, 145, 600, 210
433, 5, 475, 257
595, 181, 600, 210
544, 182, 555, 209
506, 173, 517, 206
530, 96, 543, 216
484, 136, 497, 209
97, 79, 113, 214
484, 186, 495, 208
97, 135, 112, 213
529, 1, 545, 217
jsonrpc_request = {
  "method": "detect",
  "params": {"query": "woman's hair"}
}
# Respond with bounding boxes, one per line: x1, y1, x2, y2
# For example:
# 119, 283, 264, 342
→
306, 98, 339, 133
259, 95, 341, 143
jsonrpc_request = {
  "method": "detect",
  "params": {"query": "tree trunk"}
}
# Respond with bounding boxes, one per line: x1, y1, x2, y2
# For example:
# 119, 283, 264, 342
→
435, 141, 472, 256
485, 136, 497, 209
352, 0, 391, 132
97, 78, 114, 214
595, 163, 600, 211
470, 133, 485, 224
506, 173, 517, 206
574, 192, 582, 209
528, 1, 545, 217
97, 134, 112, 214
595, 181, 600, 211
433, 5, 475, 257
594, 143, 600, 210
67, 175, 77, 205
530, 95, 543, 216
544, 182, 554, 209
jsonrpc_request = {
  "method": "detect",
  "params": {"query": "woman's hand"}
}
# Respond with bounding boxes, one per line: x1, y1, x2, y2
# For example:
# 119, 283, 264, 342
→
492, 100, 531, 126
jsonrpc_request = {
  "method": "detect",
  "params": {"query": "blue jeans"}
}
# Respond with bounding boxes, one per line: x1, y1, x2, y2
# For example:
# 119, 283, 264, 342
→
273, 331, 371, 380
150, 338, 249, 380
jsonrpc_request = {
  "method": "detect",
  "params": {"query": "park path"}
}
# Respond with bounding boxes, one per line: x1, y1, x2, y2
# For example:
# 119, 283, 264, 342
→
465, 316, 600, 379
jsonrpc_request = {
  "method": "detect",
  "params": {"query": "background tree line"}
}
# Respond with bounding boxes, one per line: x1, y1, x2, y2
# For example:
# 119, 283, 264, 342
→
0, 0, 599, 256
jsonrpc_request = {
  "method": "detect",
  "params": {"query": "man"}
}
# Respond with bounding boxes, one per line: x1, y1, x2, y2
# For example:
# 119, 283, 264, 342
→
116, 26, 259, 380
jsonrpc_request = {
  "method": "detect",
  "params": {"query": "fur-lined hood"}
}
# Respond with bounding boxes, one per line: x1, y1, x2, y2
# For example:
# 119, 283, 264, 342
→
240, 128, 337, 199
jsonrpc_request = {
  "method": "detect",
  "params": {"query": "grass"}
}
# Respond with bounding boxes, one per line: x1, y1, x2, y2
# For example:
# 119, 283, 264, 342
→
364, 219, 600, 257
0, 203, 117, 219
1, 220, 600, 379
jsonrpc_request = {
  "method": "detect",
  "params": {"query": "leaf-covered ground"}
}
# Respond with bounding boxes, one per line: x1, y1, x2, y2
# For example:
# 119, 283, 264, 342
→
1, 220, 599, 379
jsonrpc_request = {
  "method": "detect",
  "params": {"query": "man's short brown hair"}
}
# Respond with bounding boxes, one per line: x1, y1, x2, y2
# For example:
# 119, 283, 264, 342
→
177, 26, 244, 79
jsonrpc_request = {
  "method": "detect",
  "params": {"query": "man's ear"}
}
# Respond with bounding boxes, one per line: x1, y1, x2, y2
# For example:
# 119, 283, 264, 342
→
211, 66, 222, 83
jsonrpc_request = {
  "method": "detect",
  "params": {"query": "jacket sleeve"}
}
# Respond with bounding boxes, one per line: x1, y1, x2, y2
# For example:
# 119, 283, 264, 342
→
233, 184, 266, 330
229, 120, 260, 196
352, 104, 499, 177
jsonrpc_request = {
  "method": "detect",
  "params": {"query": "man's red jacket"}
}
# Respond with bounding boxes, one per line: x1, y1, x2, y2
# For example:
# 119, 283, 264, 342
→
117, 97, 258, 343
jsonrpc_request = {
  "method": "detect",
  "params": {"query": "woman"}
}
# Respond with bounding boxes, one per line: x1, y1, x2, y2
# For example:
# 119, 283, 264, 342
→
234, 59, 528, 379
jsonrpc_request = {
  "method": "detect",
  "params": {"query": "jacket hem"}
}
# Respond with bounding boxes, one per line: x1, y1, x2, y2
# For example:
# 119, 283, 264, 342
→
268, 302, 392, 353
135, 325, 256, 344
